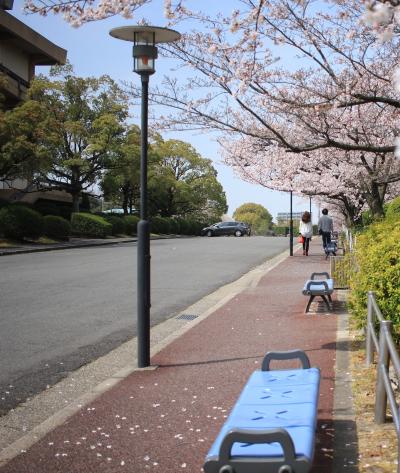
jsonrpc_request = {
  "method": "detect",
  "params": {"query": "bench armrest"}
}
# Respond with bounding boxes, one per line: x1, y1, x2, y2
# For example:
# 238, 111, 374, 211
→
310, 272, 330, 280
261, 349, 310, 371
305, 280, 329, 292
219, 428, 296, 464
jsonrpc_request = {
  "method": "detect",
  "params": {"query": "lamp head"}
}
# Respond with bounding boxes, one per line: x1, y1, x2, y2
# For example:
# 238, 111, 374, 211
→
109, 26, 181, 76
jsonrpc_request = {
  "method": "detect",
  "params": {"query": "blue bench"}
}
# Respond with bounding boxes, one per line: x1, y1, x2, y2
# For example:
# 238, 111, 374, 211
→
324, 242, 337, 259
204, 350, 320, 473
302, 272, 334, 313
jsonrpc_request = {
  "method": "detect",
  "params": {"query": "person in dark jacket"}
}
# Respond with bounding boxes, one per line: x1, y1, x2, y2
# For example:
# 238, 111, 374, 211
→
318, 208, 333, 249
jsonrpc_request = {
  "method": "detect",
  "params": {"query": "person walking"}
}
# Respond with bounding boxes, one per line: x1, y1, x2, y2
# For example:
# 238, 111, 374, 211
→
318, 208, 334, 250
299, 211, 313, 256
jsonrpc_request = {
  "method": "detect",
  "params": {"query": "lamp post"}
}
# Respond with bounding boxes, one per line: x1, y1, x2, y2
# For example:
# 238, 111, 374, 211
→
309, 195, 312, 218
110, 26, 181, 368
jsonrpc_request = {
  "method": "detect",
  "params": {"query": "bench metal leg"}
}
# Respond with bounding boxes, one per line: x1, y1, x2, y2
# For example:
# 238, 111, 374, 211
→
328, 294, 332, 303
305, 295, 315, 313
321, 295, 331, 311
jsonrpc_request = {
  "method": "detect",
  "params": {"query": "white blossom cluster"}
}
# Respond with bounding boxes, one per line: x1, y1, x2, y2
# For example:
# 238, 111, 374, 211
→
361, 1, 400, 41
23, 0, 150, 26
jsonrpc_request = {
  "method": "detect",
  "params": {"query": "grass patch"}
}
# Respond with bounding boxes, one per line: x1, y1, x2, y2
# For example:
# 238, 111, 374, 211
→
0, 239, 18, 248
350, 330, 398, 472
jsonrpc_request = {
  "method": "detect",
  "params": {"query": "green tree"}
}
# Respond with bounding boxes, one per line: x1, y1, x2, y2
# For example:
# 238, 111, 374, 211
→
148, 138, 227, 221
0, 99, 54, 184
233, 203, 272, 235
28, 66, 128, 212
100, 125, 141, 215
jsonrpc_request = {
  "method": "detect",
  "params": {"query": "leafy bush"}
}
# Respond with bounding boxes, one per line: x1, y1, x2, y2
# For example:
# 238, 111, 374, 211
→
385, 196, 400, 220
103, 215, 126, 236
0, 198, 9, 209
71, 212, 112, 238
33, 200, 73, 221
124, 215, 139, 236
176, 219, 190, 235
0, 205, 44, 240
43, 215, 71, 241
273, 226, 289, 236
166, 218, 179, 234
348, 215, 400, 340
151, 216, 171, 234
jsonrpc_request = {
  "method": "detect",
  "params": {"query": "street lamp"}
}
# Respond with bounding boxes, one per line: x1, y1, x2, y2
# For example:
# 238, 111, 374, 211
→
109, 26, 181, 368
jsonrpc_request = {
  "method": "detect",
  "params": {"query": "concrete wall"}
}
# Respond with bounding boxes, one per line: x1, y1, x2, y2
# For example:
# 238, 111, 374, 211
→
0, 42, 30, 82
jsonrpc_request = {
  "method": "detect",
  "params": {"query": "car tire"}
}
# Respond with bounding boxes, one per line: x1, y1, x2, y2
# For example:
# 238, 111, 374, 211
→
235, 230, 243, 237
207, 230, 213, 237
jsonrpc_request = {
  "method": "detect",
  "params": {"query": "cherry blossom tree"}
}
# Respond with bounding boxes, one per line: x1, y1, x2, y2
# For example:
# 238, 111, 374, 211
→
23, 0, 151, 26
24, 0, 400, 223
22, 0, 189, 26
145, 0, 400, 221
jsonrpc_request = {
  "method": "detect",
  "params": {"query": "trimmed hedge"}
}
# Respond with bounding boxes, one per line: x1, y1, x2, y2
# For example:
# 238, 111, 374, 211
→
151, 216, 171, 234
0, 205, 44, 240
167, 218, 180, 234
71, 212, 112, 238
43, 215, 71, 241
103, 215, 126, 236
273, 226, 289, 236
124, 215, 139, 236
348, 214, 400, 341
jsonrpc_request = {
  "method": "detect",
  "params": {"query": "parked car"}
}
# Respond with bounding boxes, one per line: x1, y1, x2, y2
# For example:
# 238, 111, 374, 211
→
103, 208, 125, 214
201, 221, 251, 237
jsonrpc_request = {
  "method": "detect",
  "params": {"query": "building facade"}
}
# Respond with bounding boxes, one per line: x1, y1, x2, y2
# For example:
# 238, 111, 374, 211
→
0, 1, 68, 206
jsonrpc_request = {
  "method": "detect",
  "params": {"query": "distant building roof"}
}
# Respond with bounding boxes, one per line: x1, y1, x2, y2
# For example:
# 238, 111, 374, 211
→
0, 8, 67, 107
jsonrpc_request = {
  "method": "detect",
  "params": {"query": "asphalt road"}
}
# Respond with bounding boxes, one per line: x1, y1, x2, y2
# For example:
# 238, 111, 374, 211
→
0, 236, 288, 413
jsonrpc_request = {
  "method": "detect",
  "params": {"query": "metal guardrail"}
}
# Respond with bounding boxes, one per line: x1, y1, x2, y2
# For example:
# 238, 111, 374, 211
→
365, 291, 400, 472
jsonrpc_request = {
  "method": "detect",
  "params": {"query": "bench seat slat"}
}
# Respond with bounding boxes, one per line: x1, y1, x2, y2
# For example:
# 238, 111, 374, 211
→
237, 383, 319, 406
247, 367, 320, 387
228, 402, 317, 429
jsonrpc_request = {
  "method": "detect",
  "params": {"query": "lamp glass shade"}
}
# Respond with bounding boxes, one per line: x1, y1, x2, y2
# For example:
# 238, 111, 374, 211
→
134, 56, 155, 73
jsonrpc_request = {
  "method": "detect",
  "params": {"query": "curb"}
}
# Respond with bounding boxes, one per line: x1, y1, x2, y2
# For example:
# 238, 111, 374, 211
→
0, 235, 198, 256
0, 239, 137, 256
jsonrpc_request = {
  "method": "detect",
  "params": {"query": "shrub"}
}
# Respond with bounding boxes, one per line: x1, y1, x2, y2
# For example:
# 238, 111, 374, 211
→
0, 198, 9, 210
167, 218, 180, 234
151, 216, 171, 234
103, 215, 126, 236
273, 226, 289, 236
177, 219, 190, 235
348, 215, 400, 341
124, 215, 139, 236
385, 196, 400, 220
189, 220, 204, 236
43, 215, 71, 241
0, 205, 44, 240
71, 212, 112, 238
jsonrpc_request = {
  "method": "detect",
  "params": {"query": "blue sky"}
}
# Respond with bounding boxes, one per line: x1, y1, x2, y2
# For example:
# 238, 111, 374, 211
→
12, 0, 319, 222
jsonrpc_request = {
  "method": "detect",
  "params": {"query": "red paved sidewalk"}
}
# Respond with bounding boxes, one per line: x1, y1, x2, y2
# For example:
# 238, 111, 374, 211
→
0, 242, 339, 473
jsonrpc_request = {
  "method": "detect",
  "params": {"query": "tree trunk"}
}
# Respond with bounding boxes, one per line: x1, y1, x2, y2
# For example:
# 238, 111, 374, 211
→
72, 193, 80, 213
365, 181, 385, 218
